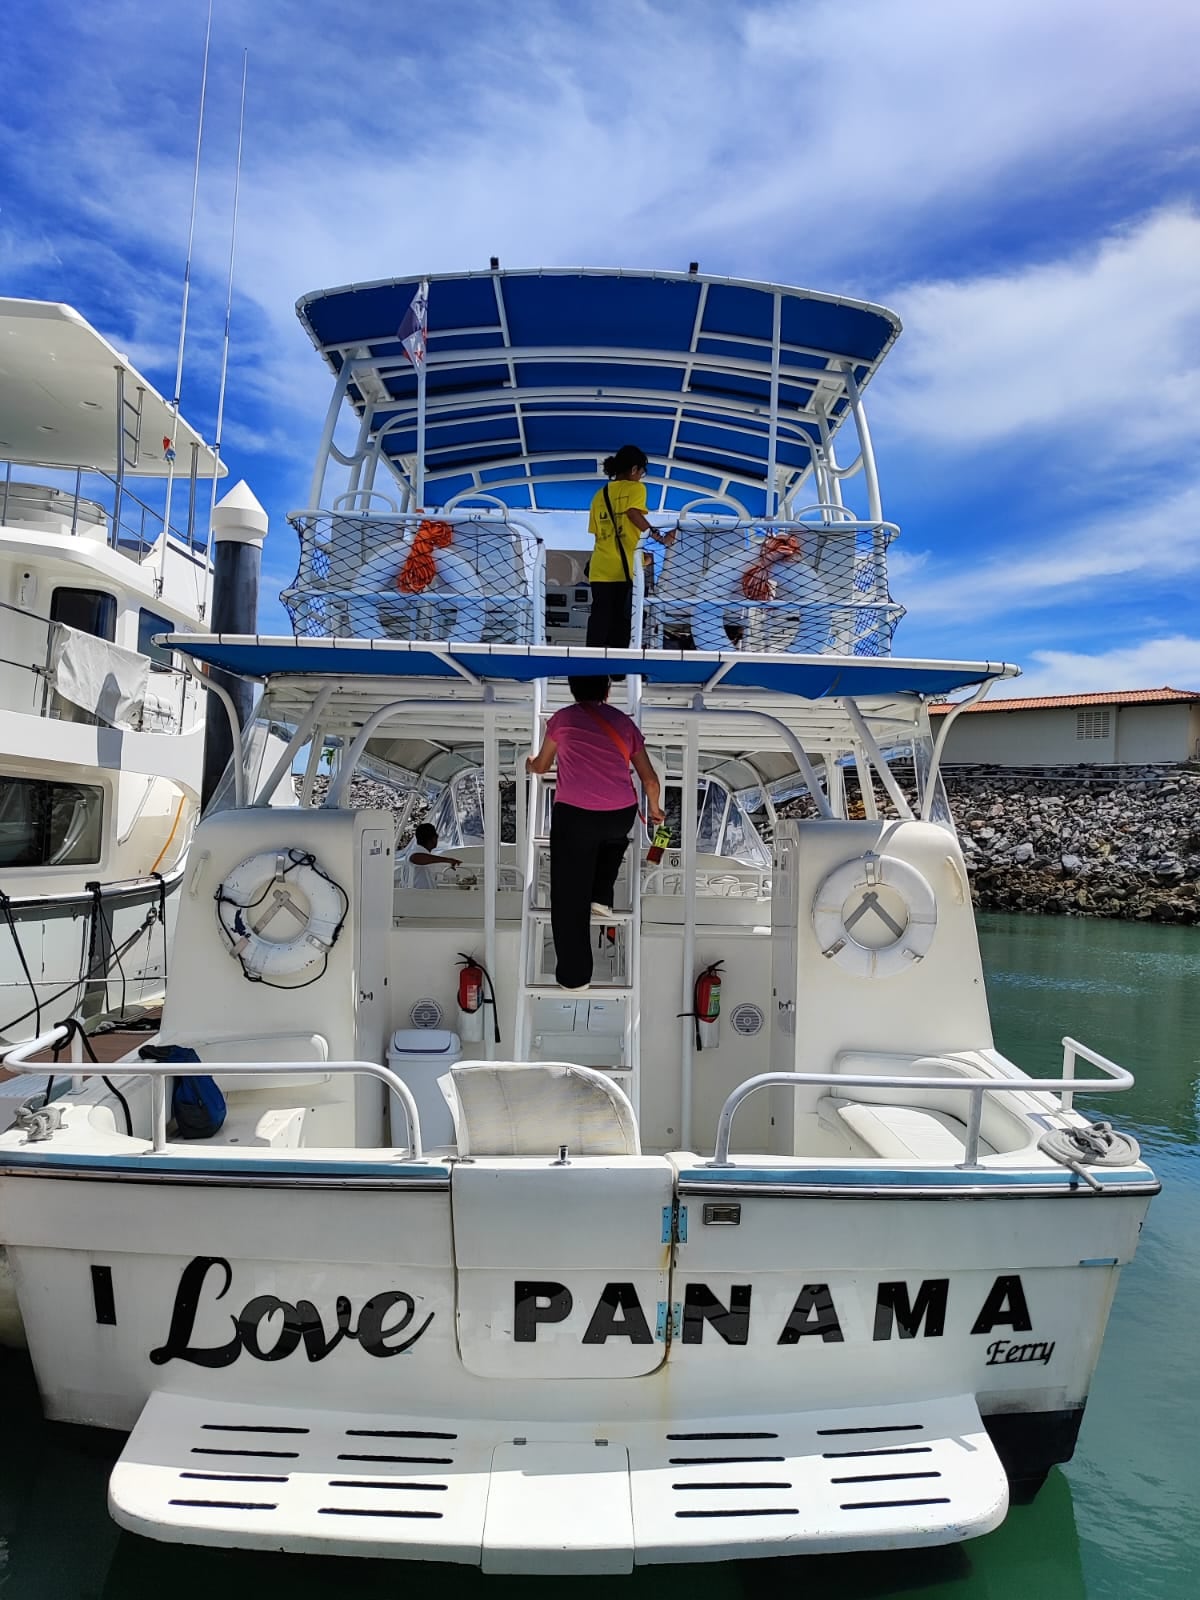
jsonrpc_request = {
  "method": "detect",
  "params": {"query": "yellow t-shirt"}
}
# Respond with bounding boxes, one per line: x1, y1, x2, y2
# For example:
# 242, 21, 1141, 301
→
587, 479, 647, 583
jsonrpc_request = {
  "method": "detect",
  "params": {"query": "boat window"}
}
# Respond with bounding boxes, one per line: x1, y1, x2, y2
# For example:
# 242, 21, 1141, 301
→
50, 587, 117, 642
696, 782, 727, 853
137, 609, 177, 668
0, 777, 104, 868
425, 771, 517, 848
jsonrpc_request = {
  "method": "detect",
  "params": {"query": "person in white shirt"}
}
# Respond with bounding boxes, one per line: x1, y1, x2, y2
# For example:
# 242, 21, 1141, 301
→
400, 823, 460, 889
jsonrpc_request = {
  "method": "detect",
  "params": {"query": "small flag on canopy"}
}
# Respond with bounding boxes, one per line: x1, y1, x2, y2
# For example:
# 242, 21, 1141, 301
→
398, 279, 429, 367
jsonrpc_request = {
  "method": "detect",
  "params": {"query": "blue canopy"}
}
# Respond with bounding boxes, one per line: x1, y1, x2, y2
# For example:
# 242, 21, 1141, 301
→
166, 635, 1013, 699
295, 269, 902, 517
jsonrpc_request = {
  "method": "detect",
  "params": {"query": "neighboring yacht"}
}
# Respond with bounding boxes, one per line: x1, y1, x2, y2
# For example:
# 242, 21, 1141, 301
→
0, 270, 1156, 1573
0, 298, 218, 1052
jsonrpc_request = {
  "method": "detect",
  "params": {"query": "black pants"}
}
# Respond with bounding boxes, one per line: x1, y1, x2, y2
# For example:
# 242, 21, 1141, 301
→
550, 801, 637, 988
586, 581, 633, 648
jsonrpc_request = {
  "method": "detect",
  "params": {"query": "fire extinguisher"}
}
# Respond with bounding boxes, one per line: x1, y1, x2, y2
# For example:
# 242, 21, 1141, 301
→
456, 952, 500, 1045
694, 961, 723, 1050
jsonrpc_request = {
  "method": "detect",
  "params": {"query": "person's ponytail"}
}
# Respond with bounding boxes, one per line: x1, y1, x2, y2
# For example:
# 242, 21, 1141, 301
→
603, 444, 648, 478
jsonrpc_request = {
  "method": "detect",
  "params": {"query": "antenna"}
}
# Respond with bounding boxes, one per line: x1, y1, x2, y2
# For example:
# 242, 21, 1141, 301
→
202, 48, 249, 622
158, 0, 215, 596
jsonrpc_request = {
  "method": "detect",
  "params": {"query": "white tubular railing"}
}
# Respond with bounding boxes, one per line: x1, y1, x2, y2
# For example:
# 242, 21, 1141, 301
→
709, 1038, 1135, 1169
2, 1027, 426, 1160
645, 515, 903, 658
281, 508, 546, 647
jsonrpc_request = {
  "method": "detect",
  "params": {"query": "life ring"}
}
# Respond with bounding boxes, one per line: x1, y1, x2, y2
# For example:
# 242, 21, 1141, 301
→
687, 548, 832, 652
345, 541, 484, 637
811, 851, 937, 978
215, 848, 347, 980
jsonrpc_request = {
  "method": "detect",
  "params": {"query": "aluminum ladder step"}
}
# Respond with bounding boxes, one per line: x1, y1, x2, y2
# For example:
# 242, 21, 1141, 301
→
525, 982, 633, 998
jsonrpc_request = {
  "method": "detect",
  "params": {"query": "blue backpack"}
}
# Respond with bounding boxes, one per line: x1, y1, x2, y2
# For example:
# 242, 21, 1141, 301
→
139, 1044, 227, 1140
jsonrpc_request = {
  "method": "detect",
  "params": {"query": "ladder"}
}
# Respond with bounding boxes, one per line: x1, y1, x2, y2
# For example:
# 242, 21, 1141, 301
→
514, 697, 643, 1113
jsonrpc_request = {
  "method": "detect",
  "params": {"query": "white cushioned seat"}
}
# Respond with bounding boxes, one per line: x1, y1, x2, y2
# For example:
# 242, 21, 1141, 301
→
440, 1062, 640, 1157
157, 1031, 331, 1093
817, 1096, 995, 1162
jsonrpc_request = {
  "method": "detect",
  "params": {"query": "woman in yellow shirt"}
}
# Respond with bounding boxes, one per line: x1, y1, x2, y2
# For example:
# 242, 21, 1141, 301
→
586, 445, 675, 647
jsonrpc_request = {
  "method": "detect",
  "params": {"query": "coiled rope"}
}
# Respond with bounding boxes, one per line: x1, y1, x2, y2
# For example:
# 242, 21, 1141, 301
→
1037, 1120, 1141, 1192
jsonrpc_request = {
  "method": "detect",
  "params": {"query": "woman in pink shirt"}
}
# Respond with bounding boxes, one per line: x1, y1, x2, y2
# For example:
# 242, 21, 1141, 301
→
526, 676, 664, 990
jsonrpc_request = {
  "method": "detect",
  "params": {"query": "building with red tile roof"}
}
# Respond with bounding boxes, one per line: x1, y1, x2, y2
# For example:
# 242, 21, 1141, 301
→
928, 688, 1200, 766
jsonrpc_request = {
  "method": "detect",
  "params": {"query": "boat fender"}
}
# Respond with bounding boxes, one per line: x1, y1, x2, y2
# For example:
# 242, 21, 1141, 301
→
215, 848, 347, 983
811, 851, 937, 977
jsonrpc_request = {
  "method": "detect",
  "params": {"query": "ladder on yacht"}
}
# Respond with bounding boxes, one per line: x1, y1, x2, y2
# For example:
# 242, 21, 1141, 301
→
514, 692, 643, 1112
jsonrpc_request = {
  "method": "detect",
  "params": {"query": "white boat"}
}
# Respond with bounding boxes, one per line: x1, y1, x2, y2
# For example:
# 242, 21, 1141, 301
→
0, 299, 222, 1056
0, 270, 1157, 1572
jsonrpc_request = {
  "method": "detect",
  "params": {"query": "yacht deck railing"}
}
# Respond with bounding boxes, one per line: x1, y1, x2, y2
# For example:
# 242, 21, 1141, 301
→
283, 506, 546, 645
645, 512, 904, 657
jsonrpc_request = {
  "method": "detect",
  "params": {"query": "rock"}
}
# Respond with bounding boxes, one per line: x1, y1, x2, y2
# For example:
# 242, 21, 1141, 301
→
1013, 841, 1034, 863
1061, 854, 1083, 874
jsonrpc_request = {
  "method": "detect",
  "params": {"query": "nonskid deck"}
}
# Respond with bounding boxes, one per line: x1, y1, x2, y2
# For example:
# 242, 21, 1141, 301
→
110, 1391, 1008, 1569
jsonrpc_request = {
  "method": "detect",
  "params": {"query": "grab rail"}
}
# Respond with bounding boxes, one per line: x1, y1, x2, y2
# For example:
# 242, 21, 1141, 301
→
709, 1038, 1134, 1168
2, 1026, 426, 1160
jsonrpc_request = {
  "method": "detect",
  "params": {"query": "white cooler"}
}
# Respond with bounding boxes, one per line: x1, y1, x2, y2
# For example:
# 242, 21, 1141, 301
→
386, 1028, 461, 1151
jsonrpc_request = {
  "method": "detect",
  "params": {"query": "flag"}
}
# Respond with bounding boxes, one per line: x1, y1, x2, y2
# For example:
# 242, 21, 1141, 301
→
398, 278, 429, 367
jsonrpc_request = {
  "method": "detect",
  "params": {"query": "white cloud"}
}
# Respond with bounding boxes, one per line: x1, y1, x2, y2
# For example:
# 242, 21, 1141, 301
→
901, 476, 1200, 621
886, 547, 931, 583
987, 635, 1200, 699
878, 207, 1200, 453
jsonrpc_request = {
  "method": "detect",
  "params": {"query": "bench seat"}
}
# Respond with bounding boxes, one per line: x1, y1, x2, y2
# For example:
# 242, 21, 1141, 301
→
817, 1096, 996, 1162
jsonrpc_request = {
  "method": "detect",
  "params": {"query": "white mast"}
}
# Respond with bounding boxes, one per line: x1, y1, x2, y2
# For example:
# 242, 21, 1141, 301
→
203, 48, 249, 620
158, 0, 214, 596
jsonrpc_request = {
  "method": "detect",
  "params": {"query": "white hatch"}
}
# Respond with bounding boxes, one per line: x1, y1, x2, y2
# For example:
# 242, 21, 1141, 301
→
110, 1391, 1008, 1570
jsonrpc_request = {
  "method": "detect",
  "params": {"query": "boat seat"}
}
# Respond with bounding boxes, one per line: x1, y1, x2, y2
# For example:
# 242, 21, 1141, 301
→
179, 1102, 307, 1150
157, 1030, 331, 1093
440, 1062, 640, 1157
816, 1096, 995, 1162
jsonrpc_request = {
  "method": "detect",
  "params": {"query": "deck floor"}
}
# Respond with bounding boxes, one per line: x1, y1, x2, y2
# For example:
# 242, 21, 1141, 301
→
0, 1014, 159, 1081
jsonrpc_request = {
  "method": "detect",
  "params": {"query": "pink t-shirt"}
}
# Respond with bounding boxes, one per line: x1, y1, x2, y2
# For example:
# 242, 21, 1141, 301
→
547, 702, 645, 811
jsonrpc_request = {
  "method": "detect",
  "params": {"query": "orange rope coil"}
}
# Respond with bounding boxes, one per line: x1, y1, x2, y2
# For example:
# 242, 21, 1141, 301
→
397, 519, 454, 594
740, 533, 802, 600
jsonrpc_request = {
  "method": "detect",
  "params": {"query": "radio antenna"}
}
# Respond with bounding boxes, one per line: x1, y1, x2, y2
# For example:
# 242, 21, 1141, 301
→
158, 0, 215, 596
202, 48, 249, 621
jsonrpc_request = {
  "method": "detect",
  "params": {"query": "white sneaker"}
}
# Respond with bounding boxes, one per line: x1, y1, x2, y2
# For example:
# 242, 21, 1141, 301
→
590, 902, 613, 916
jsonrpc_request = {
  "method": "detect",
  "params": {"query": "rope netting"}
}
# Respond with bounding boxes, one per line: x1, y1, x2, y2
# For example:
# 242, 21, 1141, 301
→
283, 512, 544, 643
643, 518, 904, 656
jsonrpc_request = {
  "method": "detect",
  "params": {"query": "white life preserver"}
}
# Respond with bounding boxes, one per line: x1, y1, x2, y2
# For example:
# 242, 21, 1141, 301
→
811, 851, 937, 978
686, 548, 833, 653
216, 848, 346, 980
345, 541, 485, 637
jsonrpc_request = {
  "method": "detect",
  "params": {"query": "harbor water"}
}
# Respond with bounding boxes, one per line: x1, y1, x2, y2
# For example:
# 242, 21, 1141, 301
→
1, 911, 1196, 1598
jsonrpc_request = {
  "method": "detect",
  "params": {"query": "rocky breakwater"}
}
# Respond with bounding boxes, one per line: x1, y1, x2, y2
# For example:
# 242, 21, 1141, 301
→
943, 767, 1200, 923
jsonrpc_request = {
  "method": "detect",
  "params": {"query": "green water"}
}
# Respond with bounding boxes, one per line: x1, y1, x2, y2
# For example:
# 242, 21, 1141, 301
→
1, 913, 1196, 1599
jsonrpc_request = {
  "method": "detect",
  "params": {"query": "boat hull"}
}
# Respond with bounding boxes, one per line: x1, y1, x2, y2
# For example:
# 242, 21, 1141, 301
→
0, 1156, 1152, 1466
0, 873, 179, 1046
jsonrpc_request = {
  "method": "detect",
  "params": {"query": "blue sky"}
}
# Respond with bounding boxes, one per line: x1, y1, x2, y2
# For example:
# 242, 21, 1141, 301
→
2, 0, 1198, 697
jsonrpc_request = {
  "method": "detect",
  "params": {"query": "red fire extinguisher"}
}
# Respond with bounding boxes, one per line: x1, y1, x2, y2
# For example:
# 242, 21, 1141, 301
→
457, 952, 485, 1043
458, 958, 483, 1014
694, 961, 723, 1050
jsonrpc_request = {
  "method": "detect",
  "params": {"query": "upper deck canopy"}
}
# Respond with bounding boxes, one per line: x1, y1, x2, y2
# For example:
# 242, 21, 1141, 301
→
165, 634, 1014, 700
295, 269, 901, 516
0, 299, 224, 477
